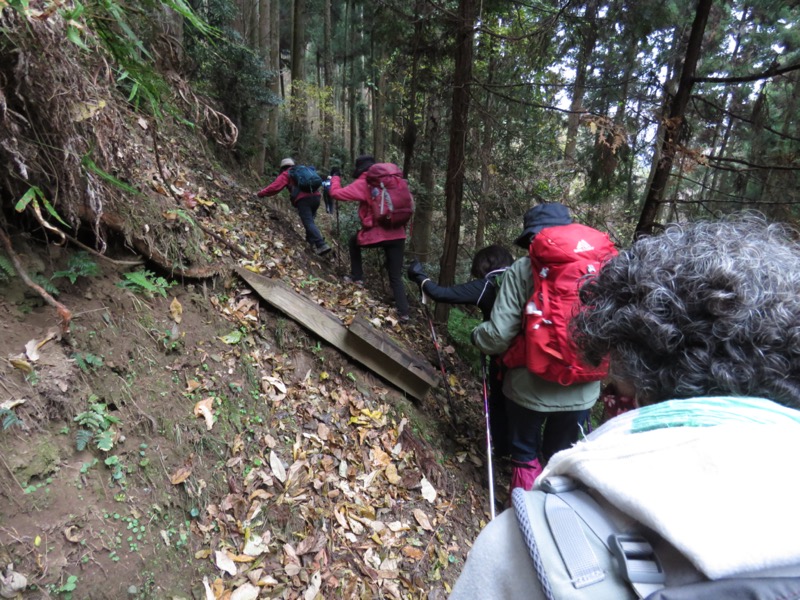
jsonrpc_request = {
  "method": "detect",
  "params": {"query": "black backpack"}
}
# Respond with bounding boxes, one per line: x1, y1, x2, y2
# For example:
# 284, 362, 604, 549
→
288, 165, 323, 197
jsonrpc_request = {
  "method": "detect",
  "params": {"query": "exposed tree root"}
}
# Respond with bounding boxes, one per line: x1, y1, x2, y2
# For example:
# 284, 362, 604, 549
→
0, 225, 72, 334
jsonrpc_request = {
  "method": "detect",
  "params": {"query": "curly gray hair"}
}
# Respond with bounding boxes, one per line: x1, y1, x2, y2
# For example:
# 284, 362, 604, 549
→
572, 215, 800, 407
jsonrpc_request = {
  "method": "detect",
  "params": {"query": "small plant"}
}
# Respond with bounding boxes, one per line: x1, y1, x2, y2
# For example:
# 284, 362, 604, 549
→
52, 574, 78, 597
73, 352, 104, 373
74, 397, 120, 452
0, 252, 14, 283
1, 407, 22, 430
52, 252, 101, 284
117, 269, 176, 298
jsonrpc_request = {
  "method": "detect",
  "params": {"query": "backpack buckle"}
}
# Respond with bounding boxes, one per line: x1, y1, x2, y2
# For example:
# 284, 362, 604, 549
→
609, 534, 665, 586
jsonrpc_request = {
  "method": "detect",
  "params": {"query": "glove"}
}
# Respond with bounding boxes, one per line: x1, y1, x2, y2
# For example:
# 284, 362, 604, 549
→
329, 166, 341, 177
407, 260, 428, 286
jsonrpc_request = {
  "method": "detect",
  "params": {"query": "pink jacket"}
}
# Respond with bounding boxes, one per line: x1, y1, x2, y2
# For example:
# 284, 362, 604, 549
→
257, 170, 318, 205
329, 174, 406, 246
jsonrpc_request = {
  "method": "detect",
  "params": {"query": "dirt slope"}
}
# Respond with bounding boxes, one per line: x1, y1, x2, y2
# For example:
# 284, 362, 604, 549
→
0, 179, 496, 599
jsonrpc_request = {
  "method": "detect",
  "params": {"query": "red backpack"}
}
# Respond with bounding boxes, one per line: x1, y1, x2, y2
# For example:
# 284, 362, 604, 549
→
503, 223, 617, 385
365, 163, 414, 228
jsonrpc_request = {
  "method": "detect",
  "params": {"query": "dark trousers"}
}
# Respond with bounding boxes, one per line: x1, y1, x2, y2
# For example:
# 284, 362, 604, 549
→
505, 400, 590, 464
488, 359, 510, 457
349, 235, 409, 317
296, 196, 324, 248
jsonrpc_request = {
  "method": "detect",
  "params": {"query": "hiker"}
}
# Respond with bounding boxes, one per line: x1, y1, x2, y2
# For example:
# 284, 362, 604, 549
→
256, 157, 331, 255
329, 155, 410, 322
450, 215, 800, 599
471, 204, 603, 494
407, 245, 514, 455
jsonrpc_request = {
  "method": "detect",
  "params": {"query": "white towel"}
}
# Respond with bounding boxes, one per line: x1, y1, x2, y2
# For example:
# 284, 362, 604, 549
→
543, 401, 800, 579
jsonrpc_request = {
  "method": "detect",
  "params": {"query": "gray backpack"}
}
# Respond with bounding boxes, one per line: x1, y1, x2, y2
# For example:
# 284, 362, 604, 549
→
513, 476, 800, 600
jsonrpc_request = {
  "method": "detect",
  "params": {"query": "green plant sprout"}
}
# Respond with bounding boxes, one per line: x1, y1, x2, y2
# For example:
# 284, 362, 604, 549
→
74, 397, 120, 452
117, 270, 176, 298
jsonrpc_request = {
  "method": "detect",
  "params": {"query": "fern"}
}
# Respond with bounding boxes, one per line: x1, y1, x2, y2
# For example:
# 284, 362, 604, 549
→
117, 270, 176, 298
1, 408, 22, 430
31, 273, 60, 296
52, 252, 101, 284
0, 253, 13, 282
75, 429, 93, 451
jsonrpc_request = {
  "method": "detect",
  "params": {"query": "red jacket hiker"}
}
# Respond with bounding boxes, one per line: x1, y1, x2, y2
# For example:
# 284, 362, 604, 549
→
328, 172, 406, 246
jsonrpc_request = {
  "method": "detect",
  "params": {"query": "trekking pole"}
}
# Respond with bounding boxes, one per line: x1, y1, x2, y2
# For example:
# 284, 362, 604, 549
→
421, 292, 457, 426
481, 353, 496, 520
334, 197, 341, 269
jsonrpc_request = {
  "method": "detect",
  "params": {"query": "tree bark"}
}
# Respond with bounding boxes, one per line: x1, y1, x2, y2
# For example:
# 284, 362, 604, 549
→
267, 0, 281, 156
290, 0, 307, 149
250, 0, 270, 175
636, 0, 713, 235
564, 0, 599, 162
372, 42, 386, 161
321, 0, 333, 168
435, 0, 477, 322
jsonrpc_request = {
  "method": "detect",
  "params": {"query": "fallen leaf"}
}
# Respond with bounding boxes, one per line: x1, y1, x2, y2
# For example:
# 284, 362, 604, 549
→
413, 508, 433, 531
219, 330, 243, 345
230, 583, 259, 600
214, 550, 237, 576
303, 571, 321, 600
201, 576, 215, 600
170, 297, 183, 323
9, 357, 33, 373
0, 399, 25, 410
170, 466, 192, 485
24, 339, 41, 361
194, 398, 215, 431
269, 450, 286, 483
63, 526, 82, 543
420, 476, 437, 503
402, 545, 424, 560
384, 463, 401, 484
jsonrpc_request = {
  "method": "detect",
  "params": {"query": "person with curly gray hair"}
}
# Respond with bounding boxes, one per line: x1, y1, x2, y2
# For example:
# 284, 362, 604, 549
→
573, 215, 800, 407
449, 215, 800, 600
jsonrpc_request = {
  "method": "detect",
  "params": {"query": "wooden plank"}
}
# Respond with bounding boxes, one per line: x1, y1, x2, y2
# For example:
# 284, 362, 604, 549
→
234, 267, 437, 400
348, 315, 439, 387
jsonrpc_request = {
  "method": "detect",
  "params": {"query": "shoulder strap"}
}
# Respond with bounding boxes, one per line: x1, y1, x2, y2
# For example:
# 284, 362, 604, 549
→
515, 477, 666, 599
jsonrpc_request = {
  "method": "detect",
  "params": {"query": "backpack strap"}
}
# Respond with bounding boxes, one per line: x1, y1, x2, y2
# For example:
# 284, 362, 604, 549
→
515, 477, 666, 599
540, 476, 666, 598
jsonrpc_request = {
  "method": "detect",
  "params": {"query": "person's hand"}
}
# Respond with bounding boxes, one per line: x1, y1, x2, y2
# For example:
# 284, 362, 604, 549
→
329, 166, 341, 177
407, 260, 428, 285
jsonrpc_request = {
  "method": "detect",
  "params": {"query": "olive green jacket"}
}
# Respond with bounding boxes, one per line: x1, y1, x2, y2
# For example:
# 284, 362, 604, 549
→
472, 257, 599, 412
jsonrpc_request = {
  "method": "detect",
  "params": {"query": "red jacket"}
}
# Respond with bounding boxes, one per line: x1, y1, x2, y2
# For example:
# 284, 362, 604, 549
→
329, 173, 406, 246
257, 170, 318, 205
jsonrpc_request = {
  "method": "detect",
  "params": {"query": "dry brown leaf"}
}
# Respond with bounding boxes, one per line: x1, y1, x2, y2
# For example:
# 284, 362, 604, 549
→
384, 463, 401, 485
194, 397, 215, 431
170, 297, 183, 323
63, 526, 82, 543
413, 508, 433, 531
402, 545, 424, 560
170, 466, 192, 485
269, 450, 286, 483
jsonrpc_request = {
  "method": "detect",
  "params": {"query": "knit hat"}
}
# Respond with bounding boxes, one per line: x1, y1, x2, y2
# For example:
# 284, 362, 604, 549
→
353, 155, 376, 178
279, 157, 295, 169
513, 203, 572, 248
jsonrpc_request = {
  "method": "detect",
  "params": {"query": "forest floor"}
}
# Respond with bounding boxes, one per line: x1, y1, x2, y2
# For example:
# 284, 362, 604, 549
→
0, 170, 503, 599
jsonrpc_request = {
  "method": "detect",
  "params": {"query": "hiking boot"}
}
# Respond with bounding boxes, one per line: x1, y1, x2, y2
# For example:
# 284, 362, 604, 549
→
343, 275, 364, 287
314, 242, 332, 255
398, 314, 411, 324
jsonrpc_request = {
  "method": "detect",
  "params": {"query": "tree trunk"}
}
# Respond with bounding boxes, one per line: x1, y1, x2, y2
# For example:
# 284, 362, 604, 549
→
409, 158, 435, 262
636, 0, 713, 235
564, 0, 599, 162
290, 0, 307, 150
435, 0, 477, 322
267, 0, 281, 156
250, 0, 270, 175
321, 0, 333, 168
372, 42, 386, 161
401, 0, 427, 177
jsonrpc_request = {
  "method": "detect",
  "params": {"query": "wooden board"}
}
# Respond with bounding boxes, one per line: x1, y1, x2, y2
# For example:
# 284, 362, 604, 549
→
235, 267, 438, 400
